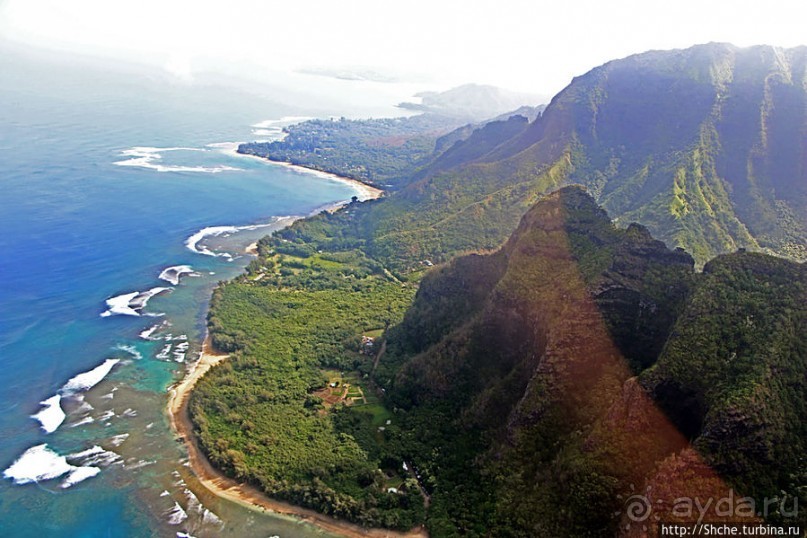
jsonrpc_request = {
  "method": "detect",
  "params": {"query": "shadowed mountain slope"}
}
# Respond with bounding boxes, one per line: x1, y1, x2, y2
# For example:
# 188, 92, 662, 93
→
378, 188, 806, 536
349, 44, 807, 270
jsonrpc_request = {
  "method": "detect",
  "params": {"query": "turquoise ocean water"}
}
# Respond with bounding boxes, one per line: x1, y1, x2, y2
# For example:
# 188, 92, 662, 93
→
0, 45, 395, 537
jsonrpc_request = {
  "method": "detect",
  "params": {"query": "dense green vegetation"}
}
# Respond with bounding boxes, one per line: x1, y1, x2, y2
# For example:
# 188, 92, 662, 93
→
378, 188, 694, 535
242, 45, 807, 279
194, 186, 805, 535
189, 240, 426, 529
379, 189, 805, 535
238, 114, 465, 188
192, 42, 807, 536
641, 252, 807, 510
308, 44, 806, 268
238, 100, 543, 191
532, 44, 807, 263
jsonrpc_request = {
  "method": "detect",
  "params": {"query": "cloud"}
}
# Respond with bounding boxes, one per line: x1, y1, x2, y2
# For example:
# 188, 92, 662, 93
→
163, 51, 194, 82
2, 0, 807, 97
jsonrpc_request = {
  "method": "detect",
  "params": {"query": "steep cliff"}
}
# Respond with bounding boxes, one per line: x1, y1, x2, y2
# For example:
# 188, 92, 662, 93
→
380, 188, 805, 535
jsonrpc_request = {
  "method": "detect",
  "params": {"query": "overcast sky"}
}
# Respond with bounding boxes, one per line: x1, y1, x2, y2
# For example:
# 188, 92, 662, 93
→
2, 0, 807, 98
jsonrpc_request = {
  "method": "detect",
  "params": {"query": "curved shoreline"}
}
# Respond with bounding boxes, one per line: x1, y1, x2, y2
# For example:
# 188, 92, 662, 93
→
167, 337, 428, 538
265, 159, 384, 202
166, 168, 426, 536
214, 141, 384, 202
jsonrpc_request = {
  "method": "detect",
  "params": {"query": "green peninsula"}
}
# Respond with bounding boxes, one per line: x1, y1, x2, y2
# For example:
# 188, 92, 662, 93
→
191, 43, 807, 537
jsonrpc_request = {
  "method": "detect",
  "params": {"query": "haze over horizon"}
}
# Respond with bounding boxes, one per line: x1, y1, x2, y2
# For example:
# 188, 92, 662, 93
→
2, 0, 807, 102
1, 1, 806, 537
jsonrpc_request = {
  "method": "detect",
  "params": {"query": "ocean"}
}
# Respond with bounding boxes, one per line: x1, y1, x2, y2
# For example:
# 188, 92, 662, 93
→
0, 45, 405, 537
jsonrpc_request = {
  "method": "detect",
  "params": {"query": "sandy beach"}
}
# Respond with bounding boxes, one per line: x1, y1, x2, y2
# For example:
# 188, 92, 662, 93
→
212, 141, 384, 202
168, 345, 427, 538
266, 159, 384, 202
165, 144, 420, 536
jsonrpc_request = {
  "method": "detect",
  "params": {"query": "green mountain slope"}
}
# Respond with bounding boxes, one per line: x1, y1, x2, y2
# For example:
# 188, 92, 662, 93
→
238, 113, 466, 188
379, 187, 806, 536
192, 43, 807, 536
562, 43, 807, 263
640, 252, 807, 503
343, 44, 807, 269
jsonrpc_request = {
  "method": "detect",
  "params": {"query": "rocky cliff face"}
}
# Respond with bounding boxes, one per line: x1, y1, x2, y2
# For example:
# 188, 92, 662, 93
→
362, 44, 807, 272
640, 252, 807, 503
381, 187, 805, 536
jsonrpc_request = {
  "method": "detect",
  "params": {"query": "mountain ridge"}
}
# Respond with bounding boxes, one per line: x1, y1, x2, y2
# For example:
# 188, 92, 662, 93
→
192, 43, 807, 537
357, 43, 807, 269
379, 187, 805, 535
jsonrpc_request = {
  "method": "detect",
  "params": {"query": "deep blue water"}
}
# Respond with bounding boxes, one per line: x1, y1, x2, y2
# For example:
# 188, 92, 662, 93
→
0, 46, 390, 537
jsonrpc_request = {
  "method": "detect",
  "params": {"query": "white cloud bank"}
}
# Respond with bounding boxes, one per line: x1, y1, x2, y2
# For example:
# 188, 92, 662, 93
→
2, 0, 807, 97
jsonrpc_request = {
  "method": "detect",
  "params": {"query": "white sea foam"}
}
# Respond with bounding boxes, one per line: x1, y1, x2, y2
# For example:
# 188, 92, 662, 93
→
32, 359, 119, 433
206, 141, 239, 150
160, 490, 170, 497
176, 533, 197, 538
100, 291, 140, 317
68, 446, 105, 459
179, 488, 223, 526
68, 445, 121, 468
109, 434, 129, 447
156, 344, 172, 360
74, 397, 94, 414
139, 324, 162, 340
60, 466, 100, 488
158, 265, 198, 286
251, 116, 311, 129
125, 459, 155, 470
115, 344, 142, 360
185, 488, 201, 513
185, 221, 283, 258
61, 359, 120, 395
3, 444, 74, 484
2, 444, 107, 488
185, 226, 237, 257
167, 502, 188, 525
113, 146, 240, 174
121, 408, 137, 418
127, 286, 170, 311
97, 409, 115, 423
202, 509, 222, 525
71, 416, 94, 427
101, 287, 171, 317
31, 395, 66, 434
173, 341, 189, 363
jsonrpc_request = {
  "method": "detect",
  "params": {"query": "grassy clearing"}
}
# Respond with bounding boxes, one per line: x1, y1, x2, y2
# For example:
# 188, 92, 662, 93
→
363, 328, 385, 338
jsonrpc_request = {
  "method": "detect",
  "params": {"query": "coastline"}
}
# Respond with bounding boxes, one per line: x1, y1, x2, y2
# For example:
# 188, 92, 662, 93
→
167, 336, 428, 538
166, 158, 426, 537
266, 159, 384, 202
213, 141, 384, 202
